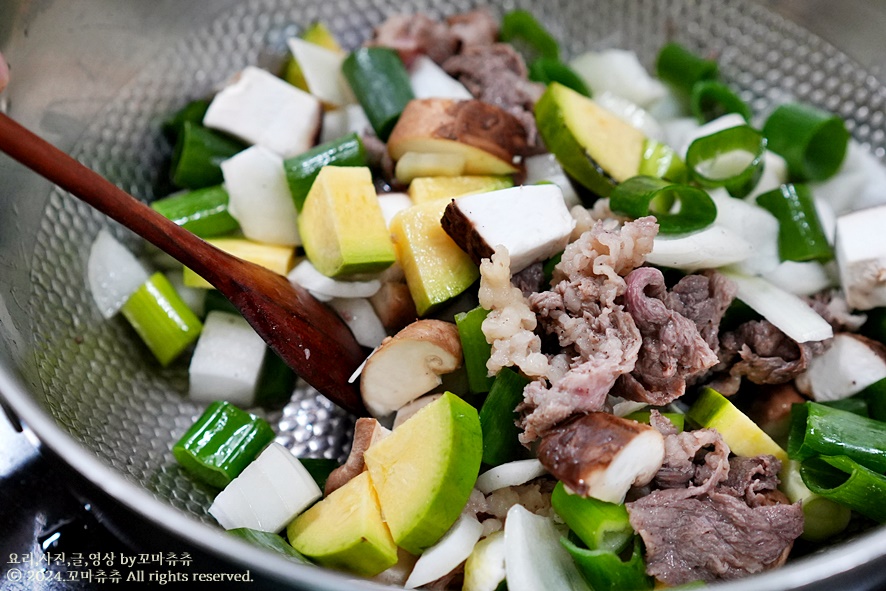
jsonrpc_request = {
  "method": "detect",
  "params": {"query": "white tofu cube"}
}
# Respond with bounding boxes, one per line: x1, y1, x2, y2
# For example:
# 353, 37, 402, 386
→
203, 66, 321, 158
221, 145, 300, 246
835, 204, 886, 309
209, 443, 322, 532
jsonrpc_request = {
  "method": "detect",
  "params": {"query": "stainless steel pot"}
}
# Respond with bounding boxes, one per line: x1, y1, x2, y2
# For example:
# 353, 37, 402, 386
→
2, 0, 886, 589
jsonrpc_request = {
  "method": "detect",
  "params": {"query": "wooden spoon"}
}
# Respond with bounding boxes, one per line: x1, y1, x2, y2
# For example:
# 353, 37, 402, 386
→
0, 113, 367, 416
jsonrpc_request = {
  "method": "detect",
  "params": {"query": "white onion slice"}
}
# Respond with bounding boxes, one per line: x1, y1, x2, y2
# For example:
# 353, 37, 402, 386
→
762, 261, 834, 297
222, 145, 300, 246
404, 514, 483, 589
463, 530, 506, 591
377, 192, 414, 228
287, 37, 352, 107
646, 225, 752, 271
721, 270, 833, 343
504, 505, 590, 591
710, 188, 781, 275
288, 259, 381, 299
209, 443, 321, 533
409, 55, 473, 100
475, 460, 547, 495
811, 140, 886, 215
320, 104, 370, 144
87, 229, 150, 319
328, 297, 387, 349
188, 311, 266, 406
569, 49, 666, 108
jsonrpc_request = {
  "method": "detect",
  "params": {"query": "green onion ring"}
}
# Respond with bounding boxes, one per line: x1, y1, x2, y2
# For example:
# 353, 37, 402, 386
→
756, 183, 833, 262
690, 80, 752, 123
639, 138, 688, 183
801, 455, 886, 523
609, 175, 717, 235
762, 102, 849, 181
686, 125, 767, 198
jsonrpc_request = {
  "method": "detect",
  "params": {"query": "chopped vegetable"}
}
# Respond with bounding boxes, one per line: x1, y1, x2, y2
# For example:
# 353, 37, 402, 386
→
756, 183, 833, 263
463, 530, 506, 591
121, 272, 203, 366
287, 36, 352, 107
408, 175, 514, 205
655, 42, 718, 96
169, 121, 246, 190
187, 311, 268, 406
404, 514, 483, 588
341, 47, 414, 141
282, 132, 367, 212
297, 166, 395, 277
535, 82, 646, 197
685, 125, 766, 198
789, 401, 886, 473
359, 319, 462, 418
835, 204, 886, 310
609, 175, 716, 234
150, 185, 239, 238
455, 306, 494, 394
762, 102, 849, 181
172, 400, 275, 488
328, 297, 387, 349
500, 10, 560, 62
87, 229, 150, 319
221, 145, 301, 246
209, 442, 322, 532
475, 459, 547, 494
203, 66, 322, 158
394, 151, 466, 183
228, 528, 310, 563
408, 54, 472, 100
562, 536, 653, 591
479, 367, 531, 466
795, 333, 886, 402
287, 471, 399, 576
690, 80, 751, 123
551, 481, 634, 553
363, 392, 482, 555
800, 454, 886, 523
287, 259, 381, 302
529, 57, 591, 97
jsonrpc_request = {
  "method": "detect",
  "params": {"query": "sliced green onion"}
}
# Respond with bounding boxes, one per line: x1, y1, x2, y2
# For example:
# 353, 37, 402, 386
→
762, 102, 849, 181
624, 411, 685, 432
151, 185, 239, 238
690, 80, 751, 123
861, 377, 886, 422
254, 349, 297, 408
609, 175, 717, 234
639, 139, 688, 183
479, 368, 531, 466
801, 455, 886, 523
283, 132, 367, 212
229, 528, 311, 563
655, 43, 718, 96
341, 48, 414, 141
561, 536, 653, 591
297, 457, 342, 491
170, 121, 246, 190
551, 482, 634, 554
500, 10, 560, 62
455, 306, 495, 394
755, 183, 833, 263
529, 58, 590, 97
788, 401, 886, 473
162, 99, 211, 144
121, 272, 203, 366
172, 400, 275, 488
685, 125, 767, 198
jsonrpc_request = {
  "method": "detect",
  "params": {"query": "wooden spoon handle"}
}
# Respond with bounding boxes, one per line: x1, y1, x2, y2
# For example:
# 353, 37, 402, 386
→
0, 113, 233, 280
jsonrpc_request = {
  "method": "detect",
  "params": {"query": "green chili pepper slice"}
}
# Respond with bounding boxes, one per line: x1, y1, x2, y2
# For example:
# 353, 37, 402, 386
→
609, 175, 717, 234
685, 125, 767, 198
